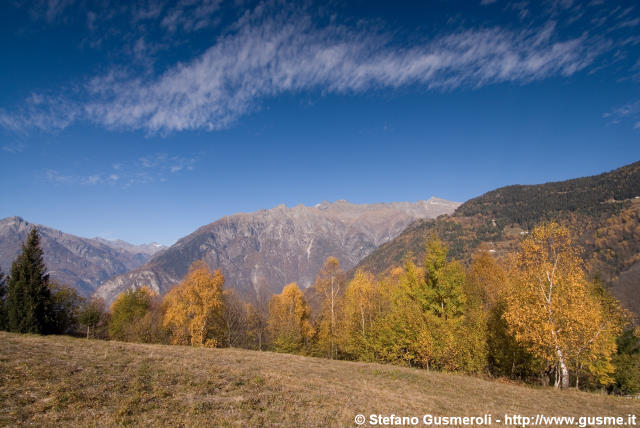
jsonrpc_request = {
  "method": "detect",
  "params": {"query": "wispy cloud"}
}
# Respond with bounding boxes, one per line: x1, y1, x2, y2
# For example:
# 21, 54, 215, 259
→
604, 100, 640, 129
160, 0, 223, 33
25, 0, 78, 23
1, 141, 27, 153
44, 153, 198, 187
45, 169, 74, 184
139, 153, 196, 173
0, 93, 78, 134
0, 2, 632, 135
82, 16, 602, 133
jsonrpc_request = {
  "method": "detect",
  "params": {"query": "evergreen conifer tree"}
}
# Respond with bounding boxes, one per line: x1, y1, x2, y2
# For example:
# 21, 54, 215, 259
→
7, 227, 52, 334
0, 266, 6, 330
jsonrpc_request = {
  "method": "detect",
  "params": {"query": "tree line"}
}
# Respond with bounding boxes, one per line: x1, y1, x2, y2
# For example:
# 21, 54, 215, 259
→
1, 224, 639, 395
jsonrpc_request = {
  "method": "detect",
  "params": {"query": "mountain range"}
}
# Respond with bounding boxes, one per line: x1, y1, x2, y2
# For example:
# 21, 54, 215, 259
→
2, 161, 638, 318
94, 198, 459, 303
0, 217, 166, 296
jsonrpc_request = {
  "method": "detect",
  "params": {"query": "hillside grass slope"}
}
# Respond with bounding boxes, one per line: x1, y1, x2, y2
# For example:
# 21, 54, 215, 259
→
1, 332, 638, 427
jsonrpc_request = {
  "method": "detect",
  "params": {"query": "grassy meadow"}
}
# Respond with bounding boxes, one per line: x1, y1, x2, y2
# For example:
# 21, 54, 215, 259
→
0, 331, 638, 427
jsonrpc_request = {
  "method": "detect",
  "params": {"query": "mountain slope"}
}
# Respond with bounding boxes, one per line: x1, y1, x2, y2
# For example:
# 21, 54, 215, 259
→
96, 198, 459, 303
354, 161, 640, 316
455, 160, 640, 227
0, 217, 166, 296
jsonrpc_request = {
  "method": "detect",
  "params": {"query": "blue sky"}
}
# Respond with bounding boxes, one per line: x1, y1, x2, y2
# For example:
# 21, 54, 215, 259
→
1, 0, 639, 245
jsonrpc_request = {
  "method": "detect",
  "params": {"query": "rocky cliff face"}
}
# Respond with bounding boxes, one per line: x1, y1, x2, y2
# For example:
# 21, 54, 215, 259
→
96, 197, 459, 303
0, 217, 166, 296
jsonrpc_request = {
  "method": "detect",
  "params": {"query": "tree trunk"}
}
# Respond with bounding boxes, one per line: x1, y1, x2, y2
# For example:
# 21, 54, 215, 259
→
86, 325, 90, 339
556, 348, 569, 389
330, 275, 335, 360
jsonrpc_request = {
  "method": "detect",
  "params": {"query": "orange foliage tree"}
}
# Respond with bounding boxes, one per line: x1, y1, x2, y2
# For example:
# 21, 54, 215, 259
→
504, 223, 623, 388
162, 261, 225, 347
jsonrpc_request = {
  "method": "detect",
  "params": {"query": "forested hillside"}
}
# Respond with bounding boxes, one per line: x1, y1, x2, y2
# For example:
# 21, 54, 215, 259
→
456, 161, 640, 227
355, 162, 640, 316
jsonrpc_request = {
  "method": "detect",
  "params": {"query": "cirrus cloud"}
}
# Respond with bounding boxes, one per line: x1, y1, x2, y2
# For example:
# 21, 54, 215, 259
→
0, 2, 626, 135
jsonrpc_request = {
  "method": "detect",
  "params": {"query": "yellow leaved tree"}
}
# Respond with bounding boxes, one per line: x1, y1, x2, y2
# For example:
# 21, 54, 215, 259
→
469, 248, 544, 379
342, 269, 391, 360
504, 222, 623, 388
268, 282, 314, 354
162, 260, 225, 347
313, 257, 346, 359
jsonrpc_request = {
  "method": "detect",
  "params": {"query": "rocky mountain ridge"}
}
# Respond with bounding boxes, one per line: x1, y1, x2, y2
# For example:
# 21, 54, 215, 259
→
0, 217, 166, 296
96, 197, 459, 303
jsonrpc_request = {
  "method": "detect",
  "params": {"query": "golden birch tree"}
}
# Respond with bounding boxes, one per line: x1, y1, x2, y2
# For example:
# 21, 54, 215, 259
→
343, 269, 390, 359
313, 257, 345, 359
504, 222, 621, 388
268, 282, 313, 354
162, 261, 225, 347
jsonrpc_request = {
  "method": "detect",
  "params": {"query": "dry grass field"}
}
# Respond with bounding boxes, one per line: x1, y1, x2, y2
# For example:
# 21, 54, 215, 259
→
0, 331, 638, 427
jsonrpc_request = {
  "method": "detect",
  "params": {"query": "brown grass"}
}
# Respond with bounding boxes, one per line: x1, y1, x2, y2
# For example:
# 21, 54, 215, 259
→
0, 331, 638, 427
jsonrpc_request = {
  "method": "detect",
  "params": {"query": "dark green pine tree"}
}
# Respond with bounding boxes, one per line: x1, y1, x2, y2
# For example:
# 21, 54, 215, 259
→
0, 266, 6, 330
7, 227, 53, 334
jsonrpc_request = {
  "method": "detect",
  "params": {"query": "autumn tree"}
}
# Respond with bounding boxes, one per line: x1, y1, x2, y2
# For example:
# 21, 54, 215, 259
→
504, 222, 622, 389
342, 269, 390, 360
469, 249, 542, 379
109, 286, 157, 342
414, 236, 487, 373
7, 228, 54, 334
569, 278, 626, 388
467, 247, 505, 311
162, 261, 225, 347
268, 282, 313, 354
369, 263, 425, 367
313, 257, 346, 359
136, 294, 169, 344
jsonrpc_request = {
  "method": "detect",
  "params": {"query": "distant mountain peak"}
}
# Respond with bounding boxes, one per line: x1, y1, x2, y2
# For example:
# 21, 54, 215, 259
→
92, 237, 167, 256
0, 217, 163, 296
